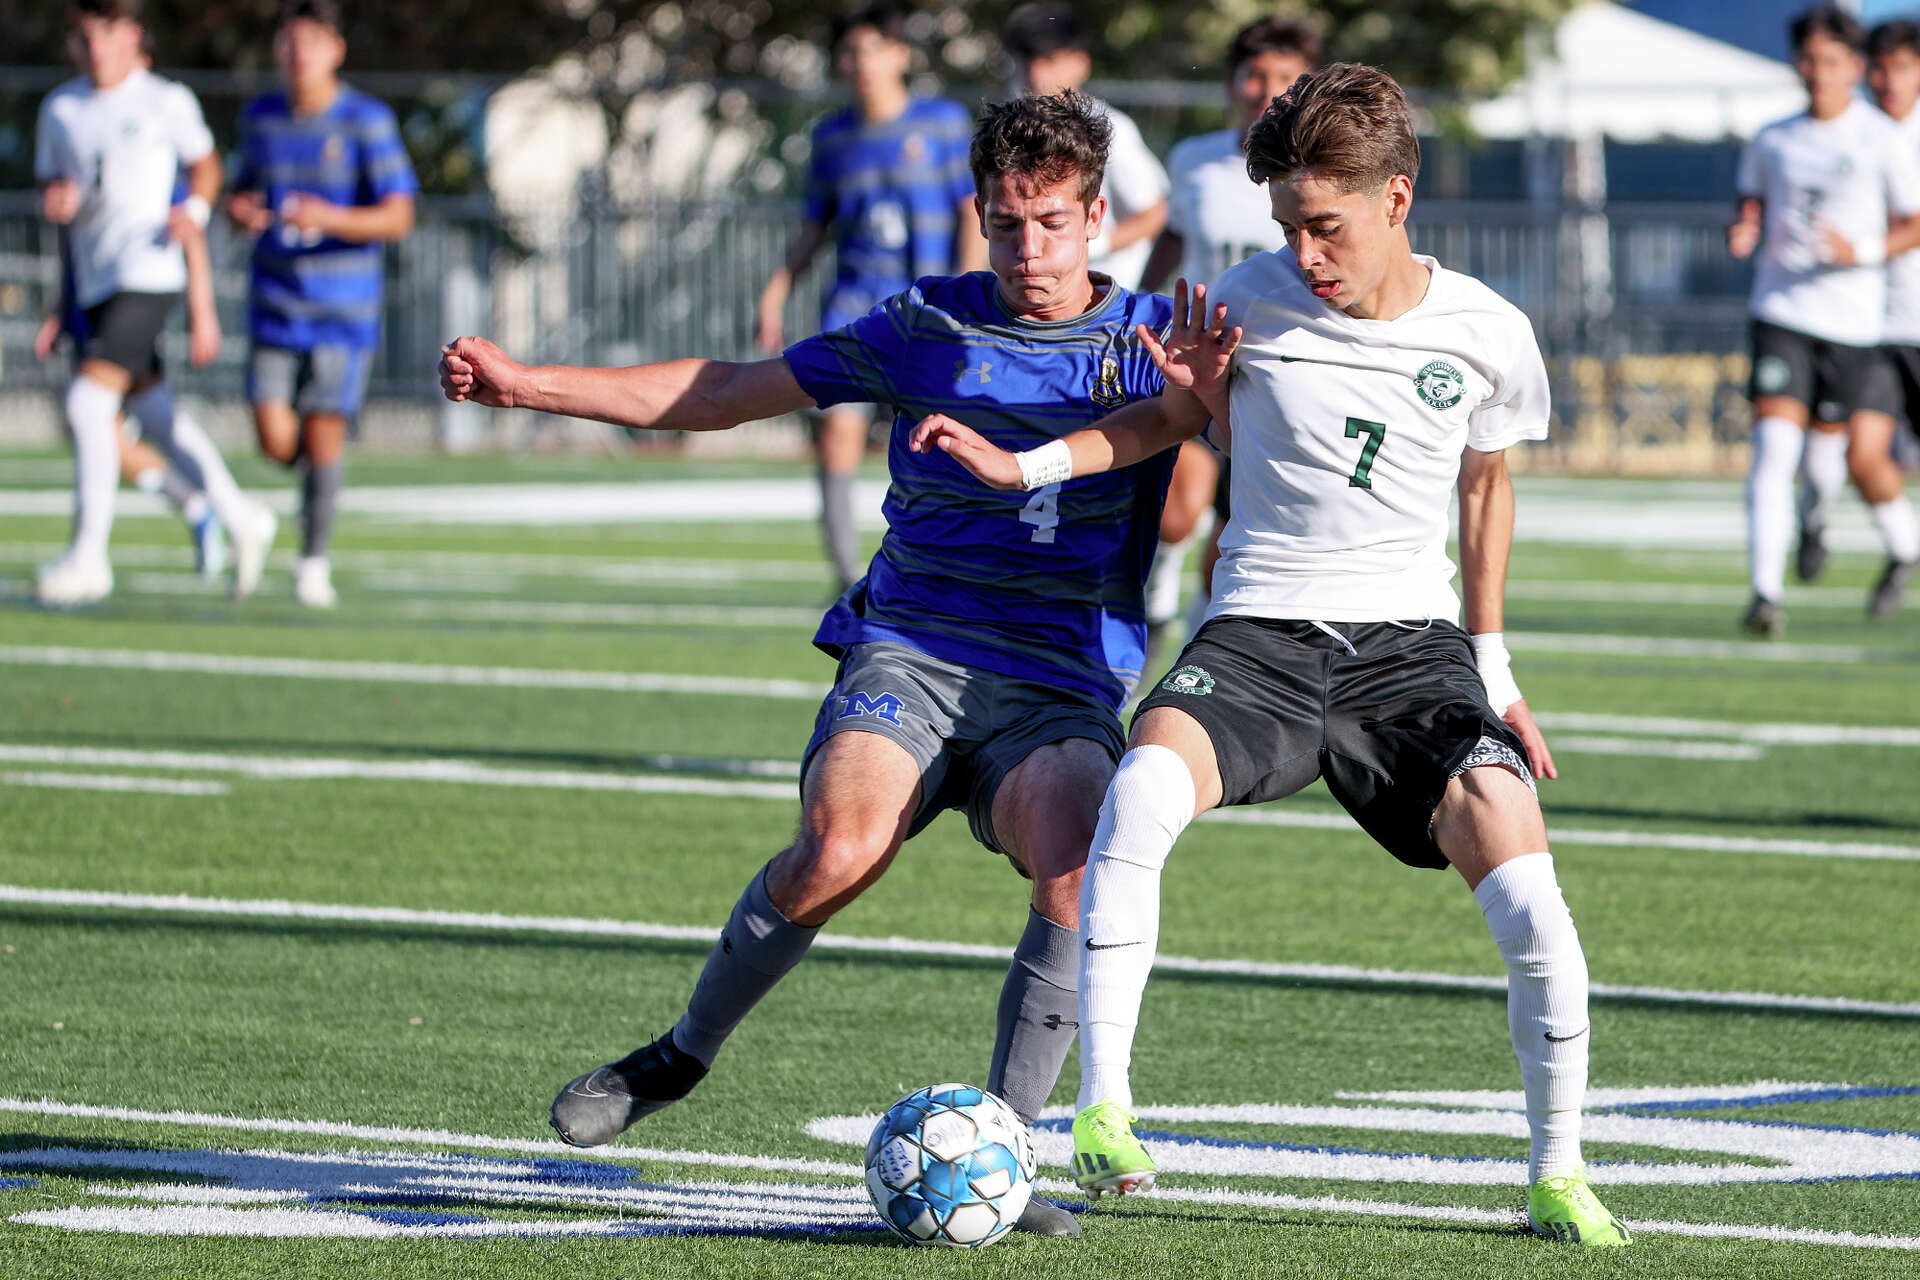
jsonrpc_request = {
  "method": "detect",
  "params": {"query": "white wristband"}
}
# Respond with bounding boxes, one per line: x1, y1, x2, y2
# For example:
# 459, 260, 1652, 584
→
1015, 438, 1073, 490
1471, 631, 1523, 717
180, 194, 211, 230
1857, 236, 1887, 267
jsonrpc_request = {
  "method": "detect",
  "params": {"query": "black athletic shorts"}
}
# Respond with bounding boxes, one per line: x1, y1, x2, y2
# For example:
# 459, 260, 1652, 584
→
1749, 319, 1899, 422
1884, 344, 1920, 431
1134, 616, 1535, 871
80, 291, 178, 381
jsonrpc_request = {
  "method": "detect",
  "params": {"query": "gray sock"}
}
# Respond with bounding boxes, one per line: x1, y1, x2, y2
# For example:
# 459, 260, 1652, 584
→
672, 864, 819, 1067
300, 459, 343, 558
159, 468, 198, 512
988, 908, 1080, 1125
819, 468, 861, 590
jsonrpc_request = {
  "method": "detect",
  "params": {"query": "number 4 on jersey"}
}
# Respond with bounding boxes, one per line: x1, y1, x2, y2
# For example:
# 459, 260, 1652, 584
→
1345, 417, 1387, 489
1020, 483, 1061, 543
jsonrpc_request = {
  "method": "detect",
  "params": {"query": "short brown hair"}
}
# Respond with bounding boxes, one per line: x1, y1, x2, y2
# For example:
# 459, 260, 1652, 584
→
970, 89, 1110, 207
1226, 15, 1321, 78
1244, 62, 1421, 192
71, 0, 143, 21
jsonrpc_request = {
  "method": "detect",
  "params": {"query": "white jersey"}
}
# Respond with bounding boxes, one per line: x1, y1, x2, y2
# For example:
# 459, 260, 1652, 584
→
1736, 99, 1920, 347
33, 68, 214, 309
1886, 108, 1920, 345
1206, 248, 1550, 624
1086, 99, 1169, 289
1165, 128, 1288, 287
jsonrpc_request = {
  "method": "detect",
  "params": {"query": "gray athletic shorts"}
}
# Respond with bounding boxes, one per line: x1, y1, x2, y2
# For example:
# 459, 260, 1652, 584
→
801, 641, 1125, 861
248, 343, 374, 423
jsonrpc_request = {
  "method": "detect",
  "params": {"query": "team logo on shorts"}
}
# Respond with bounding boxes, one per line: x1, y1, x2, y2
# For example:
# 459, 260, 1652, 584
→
1754, 354, 1792, 395
1091, 356, 1126, 409
1160, 665, 1215, 695
1414, 360, 1465, 409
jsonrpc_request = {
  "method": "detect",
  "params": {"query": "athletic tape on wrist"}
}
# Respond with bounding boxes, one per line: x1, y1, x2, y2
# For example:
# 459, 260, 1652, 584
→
1016, 438, 1073, 490
1471, 631, 1523, 716
1857, 237, 1888, 267
181, 195, 212, 231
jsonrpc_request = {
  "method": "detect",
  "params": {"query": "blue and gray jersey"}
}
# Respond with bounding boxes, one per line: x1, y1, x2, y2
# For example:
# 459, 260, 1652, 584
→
784, 271, 1177, 709
234, 85, 418, 351
805, 96, 974, 330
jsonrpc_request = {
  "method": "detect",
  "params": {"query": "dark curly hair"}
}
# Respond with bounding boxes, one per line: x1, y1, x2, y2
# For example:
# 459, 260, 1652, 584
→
969, 89, 1110, 207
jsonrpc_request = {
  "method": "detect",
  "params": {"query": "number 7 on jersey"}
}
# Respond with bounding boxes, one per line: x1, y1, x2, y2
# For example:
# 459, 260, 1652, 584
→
1344, 417, 1387, 489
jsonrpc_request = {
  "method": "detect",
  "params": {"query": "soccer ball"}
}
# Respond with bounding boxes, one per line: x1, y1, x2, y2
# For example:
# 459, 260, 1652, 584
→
864, 1083, 1036, 1248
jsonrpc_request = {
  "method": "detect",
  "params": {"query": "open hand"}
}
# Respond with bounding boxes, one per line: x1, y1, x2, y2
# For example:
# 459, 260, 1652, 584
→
42, 179, 81, 225
280, 193, 337, 235
909, 413, 1023, 489
1726, 219, 1760, 260
1502, 698, 1558, 781
440, 336, 526, 408
1139, 278, 1240, 402
227, 191, 274, 235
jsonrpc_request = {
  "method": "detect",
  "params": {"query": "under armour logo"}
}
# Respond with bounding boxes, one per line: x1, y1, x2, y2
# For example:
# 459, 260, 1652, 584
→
955, 360, 992, 383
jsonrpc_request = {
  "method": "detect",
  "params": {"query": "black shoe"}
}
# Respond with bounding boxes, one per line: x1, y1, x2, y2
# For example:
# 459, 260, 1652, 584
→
1795, 524, 1829, 582
549, 1032, 709, 1147
1869, 558, 1917, 620
1013, 1195, 1081, 1237
1742, 594, 1785, 639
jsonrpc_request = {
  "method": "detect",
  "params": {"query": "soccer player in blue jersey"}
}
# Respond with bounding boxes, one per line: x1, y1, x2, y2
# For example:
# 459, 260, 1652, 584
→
443, 91, 1185, 1239
755, 4, 986, 593
227, 0, 417, 608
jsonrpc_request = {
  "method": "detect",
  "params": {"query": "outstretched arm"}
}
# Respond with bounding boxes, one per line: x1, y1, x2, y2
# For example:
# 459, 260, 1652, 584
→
1458, 446, 1555, 780
439, 337, 815, 433
909, 278, 1239, 489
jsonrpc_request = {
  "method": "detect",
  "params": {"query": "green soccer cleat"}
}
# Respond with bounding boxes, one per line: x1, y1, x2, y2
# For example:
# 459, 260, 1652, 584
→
1071, 1101, 1157, 1198
1529, 1166, 1632, 1247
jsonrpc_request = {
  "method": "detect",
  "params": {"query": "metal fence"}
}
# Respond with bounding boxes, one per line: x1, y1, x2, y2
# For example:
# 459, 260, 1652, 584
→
0, 191, 1757, 466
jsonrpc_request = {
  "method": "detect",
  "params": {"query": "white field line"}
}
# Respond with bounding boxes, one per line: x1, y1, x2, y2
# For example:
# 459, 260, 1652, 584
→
1505, 580, 1864, 606
4, 883, 1917, 1019
1507, 630, 1911, 665
0, 772, 228, 797
1545, 735, 1762, 761
3, 742, 1916, 862
393, 600, 823, 628
2, 1097, 1916, 1251
1536, 712, 1920, 748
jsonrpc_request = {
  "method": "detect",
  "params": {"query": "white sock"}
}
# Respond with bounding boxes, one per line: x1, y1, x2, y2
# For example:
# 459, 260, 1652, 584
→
1145, 535, 1192, 626
1473, 853, 1589, 1184
126, 385, 249, 527
1747, 416, 1803, 601
66, 376, 124, 565
1873, 497, 1920, 563
1798, 429, 1848, 534
1076, 744, 1197, 1113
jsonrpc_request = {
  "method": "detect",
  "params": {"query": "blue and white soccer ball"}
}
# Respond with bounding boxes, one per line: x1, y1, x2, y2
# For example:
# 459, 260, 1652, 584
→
864, 1083, 1036, 1248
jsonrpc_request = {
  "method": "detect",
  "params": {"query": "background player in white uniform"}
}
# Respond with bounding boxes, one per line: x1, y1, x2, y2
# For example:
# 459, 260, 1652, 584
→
1004, 4, 1168, 290
914, 63, 1631, 1248
1137, 16, 1320, 671
32, 0, 274, 606
1856, 17, 1920, 617
1728, 4, 1920, 636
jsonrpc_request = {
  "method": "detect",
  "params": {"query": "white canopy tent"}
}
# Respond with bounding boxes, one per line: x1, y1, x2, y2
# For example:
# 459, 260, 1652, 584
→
1470, 2, 1804, 142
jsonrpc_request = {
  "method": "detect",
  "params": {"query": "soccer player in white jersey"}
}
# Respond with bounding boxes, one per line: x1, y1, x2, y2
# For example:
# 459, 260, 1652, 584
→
1729, 4, 1920, 636
1859, 17, 1920, 617
1137, 16, 1321, 670
914, 63, 1631, 1248
32, 0, 276, 606
1004, 3, 1168, 290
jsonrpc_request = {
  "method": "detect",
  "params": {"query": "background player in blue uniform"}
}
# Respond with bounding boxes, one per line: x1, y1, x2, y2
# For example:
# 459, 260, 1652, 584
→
754, 4, 985, 593
443, 91, 1174, 1239
227, 0, 417, 609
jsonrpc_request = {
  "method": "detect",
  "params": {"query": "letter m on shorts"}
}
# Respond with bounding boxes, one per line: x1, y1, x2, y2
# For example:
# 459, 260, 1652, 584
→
837, 691, 904, 725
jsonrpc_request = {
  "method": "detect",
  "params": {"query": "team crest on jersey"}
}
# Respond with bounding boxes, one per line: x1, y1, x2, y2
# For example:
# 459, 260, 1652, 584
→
1091, 356, 1126, 409
900, 134, 927, 166
1414, 360, 1465, 409
322, 136, 345, 166
1160, 665, 1215, 695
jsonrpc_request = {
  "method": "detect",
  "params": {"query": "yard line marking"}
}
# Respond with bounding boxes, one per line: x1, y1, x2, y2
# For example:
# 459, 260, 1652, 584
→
4, 884, 1917, 1018
1505, 580, 1864, 606
0, 772, 228, 797
2, 743, 1913, 861
0, 646, 829, 701
1537, 712, 1920, 748
2, 1098, 1916, 1250
1508, 630, 1914, 665
393, 600, 824, 628
1544, 735, 1763, 761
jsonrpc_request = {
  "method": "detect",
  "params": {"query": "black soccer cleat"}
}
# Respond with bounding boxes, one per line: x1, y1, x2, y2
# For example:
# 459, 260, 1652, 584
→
1013, 1195, 1081, 1237
1795, 523, 1830, 582
1742, 594, 1785, 639
549, 1031, 709, 1147
1869, 558, 1917, 621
